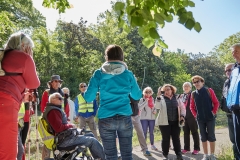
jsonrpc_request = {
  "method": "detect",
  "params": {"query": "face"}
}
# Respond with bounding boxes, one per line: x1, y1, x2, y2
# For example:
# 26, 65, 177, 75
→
22, 44, 33, 57
51, 95, 63, 105
232, 46, 240, 63
164, 86, 173, 96
183, 85, 191, 94
79, 83, 87, 92
51, 80, 62, 90
225, 65, 232, 78
62, 88, 69, 95
192, 79, 204, 90
144, 90, 152, 97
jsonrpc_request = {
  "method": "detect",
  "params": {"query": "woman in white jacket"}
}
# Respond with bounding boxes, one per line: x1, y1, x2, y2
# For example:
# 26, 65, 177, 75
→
155, 84, 186, 160
138, 87, 158, 151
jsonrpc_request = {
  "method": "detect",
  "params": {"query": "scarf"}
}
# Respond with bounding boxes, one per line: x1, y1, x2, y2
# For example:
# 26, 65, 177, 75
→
145, 95, 154, 109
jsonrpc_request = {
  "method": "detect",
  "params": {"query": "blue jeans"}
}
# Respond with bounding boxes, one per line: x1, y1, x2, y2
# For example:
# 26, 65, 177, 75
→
99, 115, 133, 160
58, 131, 105, 159
197, 119, 216, 142
227, 115, 240, 159
140, 120, 155, 145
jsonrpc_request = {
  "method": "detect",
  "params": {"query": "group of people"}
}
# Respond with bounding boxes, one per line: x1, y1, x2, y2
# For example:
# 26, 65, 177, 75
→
0, 31, 240, 160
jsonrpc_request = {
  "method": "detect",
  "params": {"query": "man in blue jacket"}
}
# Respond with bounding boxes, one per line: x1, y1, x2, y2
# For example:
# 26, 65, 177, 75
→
83, 44, 142, 160
227, 43, 240, 160
74, 82, 98, 139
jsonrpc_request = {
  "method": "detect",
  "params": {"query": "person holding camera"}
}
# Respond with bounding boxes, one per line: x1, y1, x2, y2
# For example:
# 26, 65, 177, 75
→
74, 82, 98, 139
0, 32, 40, 160
40, 75, 70, 160
62, 87, 76, 123
180, 82, 200, 155
155, 84, 185, 160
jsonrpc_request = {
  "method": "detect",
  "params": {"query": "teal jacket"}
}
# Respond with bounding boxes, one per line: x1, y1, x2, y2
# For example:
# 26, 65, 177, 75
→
84, 61, 142, 119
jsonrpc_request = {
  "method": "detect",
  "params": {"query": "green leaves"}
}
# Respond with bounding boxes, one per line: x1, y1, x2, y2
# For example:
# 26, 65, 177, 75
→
149, 28, 160, 39
142, 37, 155, 48
194, 22, 202, 32
114, 2, 125, 11
185, 19, 195, 30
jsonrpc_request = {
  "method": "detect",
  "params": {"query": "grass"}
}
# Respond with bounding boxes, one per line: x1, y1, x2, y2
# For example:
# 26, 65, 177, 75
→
25, 110, 229, 159
216, 144, 234, 160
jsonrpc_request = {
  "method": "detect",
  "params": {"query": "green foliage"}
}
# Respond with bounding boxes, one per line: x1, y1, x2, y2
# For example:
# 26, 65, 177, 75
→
43, 0, 71, 13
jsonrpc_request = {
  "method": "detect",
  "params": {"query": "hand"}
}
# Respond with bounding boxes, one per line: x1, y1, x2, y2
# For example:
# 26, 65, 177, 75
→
152, 110, 156, 114
23, 92, 33, 102
74, 117, 79, 122
180, 116, 185, 121
145, 98, 149, 101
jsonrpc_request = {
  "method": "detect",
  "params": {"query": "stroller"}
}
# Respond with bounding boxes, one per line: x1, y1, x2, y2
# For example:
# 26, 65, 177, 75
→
50, 128, 94, 160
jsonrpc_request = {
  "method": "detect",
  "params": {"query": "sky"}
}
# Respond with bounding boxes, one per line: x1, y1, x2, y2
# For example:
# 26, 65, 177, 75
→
32, 0, 240, 54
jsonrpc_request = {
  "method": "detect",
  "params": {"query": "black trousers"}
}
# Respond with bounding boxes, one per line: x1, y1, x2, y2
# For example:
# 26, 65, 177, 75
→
21, 122, 29, 145
159, 121, 181, 155
183, 117, 200, 151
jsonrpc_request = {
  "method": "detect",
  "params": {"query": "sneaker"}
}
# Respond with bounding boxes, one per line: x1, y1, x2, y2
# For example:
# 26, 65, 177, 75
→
209, 154, 217, 160
192, 150, 199, 155
181, 149, 190, 154
202, 154, 209, 160
151, 145, 158, 151
143, 150, 152, 156
176, 152, 183, 160
162, 154, 168, 160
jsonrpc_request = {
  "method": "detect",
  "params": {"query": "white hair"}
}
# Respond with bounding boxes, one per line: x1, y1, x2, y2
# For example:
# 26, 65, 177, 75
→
183, 82, 192, 88
62, 87, 70, 95
48, 93, 62, 103
4, 32, 34, 50
231, 43, 240, 49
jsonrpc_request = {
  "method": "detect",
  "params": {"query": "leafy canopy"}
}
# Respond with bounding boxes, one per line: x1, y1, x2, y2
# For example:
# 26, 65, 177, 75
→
41, 0, 202, 52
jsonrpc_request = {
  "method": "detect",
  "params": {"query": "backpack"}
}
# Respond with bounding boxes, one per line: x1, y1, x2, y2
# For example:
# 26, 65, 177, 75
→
0, 49, 22, 76
38, 117, 55, 150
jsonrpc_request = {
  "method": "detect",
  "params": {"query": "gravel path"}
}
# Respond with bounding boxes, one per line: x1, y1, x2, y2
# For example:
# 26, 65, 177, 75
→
132, 127, 231, 160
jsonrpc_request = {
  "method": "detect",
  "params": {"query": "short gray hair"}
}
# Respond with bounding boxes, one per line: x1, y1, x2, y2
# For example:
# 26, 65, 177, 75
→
4, 32, 34, 50
183, 82, 192, 88
62, 87, 70, 95
49, 93, 62, 103
231, 43, 240, 49
225, 63, 234, 70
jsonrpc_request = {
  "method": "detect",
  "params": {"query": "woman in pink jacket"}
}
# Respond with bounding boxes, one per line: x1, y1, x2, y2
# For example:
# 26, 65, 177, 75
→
0, 32, 40, 160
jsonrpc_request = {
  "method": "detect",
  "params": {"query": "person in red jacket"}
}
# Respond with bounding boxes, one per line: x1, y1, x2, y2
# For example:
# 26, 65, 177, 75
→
0, 32, 40, 160
190, 75, 219, 160
40, 75, 70, 160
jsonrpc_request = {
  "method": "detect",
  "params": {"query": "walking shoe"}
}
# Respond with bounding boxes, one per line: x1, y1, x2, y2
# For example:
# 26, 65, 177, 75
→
176, 152, 183, 160
143, 150, 152, 156
181, 149, 190, 154
202, 154, 209, 160
209, 154, 217, 160
192, 150, 199, 155
151, 145, 158, 151
162, 154, 168, 160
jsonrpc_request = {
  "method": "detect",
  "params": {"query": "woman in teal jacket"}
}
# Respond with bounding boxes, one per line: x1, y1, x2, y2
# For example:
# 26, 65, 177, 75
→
84, 44, 142, 160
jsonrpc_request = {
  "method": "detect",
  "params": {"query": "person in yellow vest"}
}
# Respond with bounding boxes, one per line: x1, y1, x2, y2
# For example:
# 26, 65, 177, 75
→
74, 82, 98, 139
17, 102, 25, 160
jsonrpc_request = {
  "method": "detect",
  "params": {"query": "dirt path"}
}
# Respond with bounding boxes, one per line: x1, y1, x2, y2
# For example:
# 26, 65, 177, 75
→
132, 127, 231, 160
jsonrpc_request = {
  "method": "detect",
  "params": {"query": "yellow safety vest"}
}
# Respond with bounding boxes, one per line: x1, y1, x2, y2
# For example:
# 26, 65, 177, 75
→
78, 94, 93, 113
18, 102, 25, 127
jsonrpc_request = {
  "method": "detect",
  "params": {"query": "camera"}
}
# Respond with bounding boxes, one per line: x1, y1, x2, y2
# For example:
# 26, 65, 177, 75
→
179, 120, 185, 127
64, 93, 69, 99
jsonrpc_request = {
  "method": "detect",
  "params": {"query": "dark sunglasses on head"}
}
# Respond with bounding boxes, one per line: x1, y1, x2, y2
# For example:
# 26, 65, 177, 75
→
225, 69, 232, 73
80, 85, 87, 88
193, 80, 200, 84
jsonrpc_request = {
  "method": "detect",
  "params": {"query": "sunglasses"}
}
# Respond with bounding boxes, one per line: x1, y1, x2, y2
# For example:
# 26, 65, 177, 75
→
225, 69, 232, 73
80, 85, 87, 88
54, 97, 63, 101
193, 80, 200, 84
145, 91, 151, 94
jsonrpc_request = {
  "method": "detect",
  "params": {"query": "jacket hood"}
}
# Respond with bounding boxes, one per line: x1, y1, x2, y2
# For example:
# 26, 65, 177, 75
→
101, 61, 128, 79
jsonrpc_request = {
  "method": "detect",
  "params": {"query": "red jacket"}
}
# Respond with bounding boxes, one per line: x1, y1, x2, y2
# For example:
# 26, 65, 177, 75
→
0, 50, 40, 104
190, 88, 219, 118
41, 90, 70, 118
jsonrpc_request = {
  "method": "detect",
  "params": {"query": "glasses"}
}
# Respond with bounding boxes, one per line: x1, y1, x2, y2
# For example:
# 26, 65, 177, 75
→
225, 69, 232, 73
145, 91, 151, 94
80, 85, 87, 88
54, 97, 63, 101
193, 80, 200, 84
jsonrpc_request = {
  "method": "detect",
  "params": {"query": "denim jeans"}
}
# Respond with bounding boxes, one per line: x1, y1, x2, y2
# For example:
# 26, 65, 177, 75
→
197, 118, 216, 142
99, 115, 133, 160
58, 132, 105, 159
227, 115, 240, 159
140, 119, 155, 145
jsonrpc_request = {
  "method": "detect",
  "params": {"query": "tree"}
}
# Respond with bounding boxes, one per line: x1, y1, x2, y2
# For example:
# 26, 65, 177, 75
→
42, 0, 201, 50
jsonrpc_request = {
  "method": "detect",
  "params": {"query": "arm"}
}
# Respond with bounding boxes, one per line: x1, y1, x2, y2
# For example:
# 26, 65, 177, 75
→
47, 110, 73, 133
64, 102, 70, 118
138, 98, 147, 111
74, 97, 79, 117
84, 70, 100, 102
40, 91, 48, 113
178, 98, 186, 117
154, 96, 163, 109
209, 88, 220, 114
190, 93, 197, 118
23, 56, 40, 89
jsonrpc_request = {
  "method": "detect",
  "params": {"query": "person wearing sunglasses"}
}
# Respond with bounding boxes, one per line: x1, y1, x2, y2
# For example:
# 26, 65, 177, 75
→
40, 75, 70, 159
155, 84, 185, 160
74, 82, 98, 139
0, 32, 40, 160
43, 93, 105, 160
83, 44, 142, 160
138, 87, 158, 152
190, 75, 219, 160
227, 43, 240, 160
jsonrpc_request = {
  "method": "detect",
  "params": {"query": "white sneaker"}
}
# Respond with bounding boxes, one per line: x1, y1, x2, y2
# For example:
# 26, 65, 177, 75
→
202, 154, 209, 160
209, 154, 217, 160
